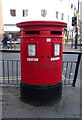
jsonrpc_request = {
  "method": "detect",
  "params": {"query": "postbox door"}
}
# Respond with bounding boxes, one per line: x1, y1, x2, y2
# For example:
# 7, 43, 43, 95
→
38, 38, 61, 61
26, 38, 52, 61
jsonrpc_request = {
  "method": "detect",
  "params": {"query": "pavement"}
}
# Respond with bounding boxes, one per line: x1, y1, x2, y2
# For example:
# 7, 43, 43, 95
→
63, 43, 82, 52
0, 86, 2, 120
0, 44, 20, 53
1, 82, 80, 119
0, 43, 81, 119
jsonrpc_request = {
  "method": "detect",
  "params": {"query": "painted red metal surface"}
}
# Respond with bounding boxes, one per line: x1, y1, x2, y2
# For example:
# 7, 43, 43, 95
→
16, 21, 67, 27
16, 21, 67, 85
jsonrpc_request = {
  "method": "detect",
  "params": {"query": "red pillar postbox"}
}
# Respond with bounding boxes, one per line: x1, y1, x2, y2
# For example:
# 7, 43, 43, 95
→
16, 21, 67, 105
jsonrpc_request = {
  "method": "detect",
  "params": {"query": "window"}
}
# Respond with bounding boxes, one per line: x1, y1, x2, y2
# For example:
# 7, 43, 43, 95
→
10, 9, 16, 16
56, 11, 59, 19
71, 4, 73, 9
23, 9, 28, 17
61, 13, 64, 20
68, 15, 69, 21
41, 9, 47, 17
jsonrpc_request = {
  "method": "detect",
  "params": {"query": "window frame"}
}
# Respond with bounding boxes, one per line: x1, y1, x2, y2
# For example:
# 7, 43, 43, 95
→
56, 11, 59, 19
10, 9, 16, 17
61, 13, 64, 20
22, 9, 28, 17
41, 9, 47, 17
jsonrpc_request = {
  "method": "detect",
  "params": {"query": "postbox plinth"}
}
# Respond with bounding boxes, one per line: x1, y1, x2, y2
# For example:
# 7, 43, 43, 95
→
20, 82, 62, 105
16, 21, 67, 106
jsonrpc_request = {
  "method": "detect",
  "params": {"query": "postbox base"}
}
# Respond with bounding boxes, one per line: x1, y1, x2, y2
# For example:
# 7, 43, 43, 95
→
20, 82, 62, 106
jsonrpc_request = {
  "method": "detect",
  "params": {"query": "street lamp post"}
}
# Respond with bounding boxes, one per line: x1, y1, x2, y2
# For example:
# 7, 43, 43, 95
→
75, 26, 78, 49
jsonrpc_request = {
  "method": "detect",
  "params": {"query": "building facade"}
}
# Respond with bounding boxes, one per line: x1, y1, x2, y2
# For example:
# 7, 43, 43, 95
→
0, 0, 4, 40
1, 0, 79, 40
79, 1, 82, 35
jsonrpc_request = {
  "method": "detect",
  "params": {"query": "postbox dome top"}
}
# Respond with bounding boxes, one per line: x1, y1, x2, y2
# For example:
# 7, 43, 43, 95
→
16, 21, 67, 28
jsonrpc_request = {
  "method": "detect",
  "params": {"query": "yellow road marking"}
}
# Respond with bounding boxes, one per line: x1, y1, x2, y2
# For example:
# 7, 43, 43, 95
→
0, 76, 21, 81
